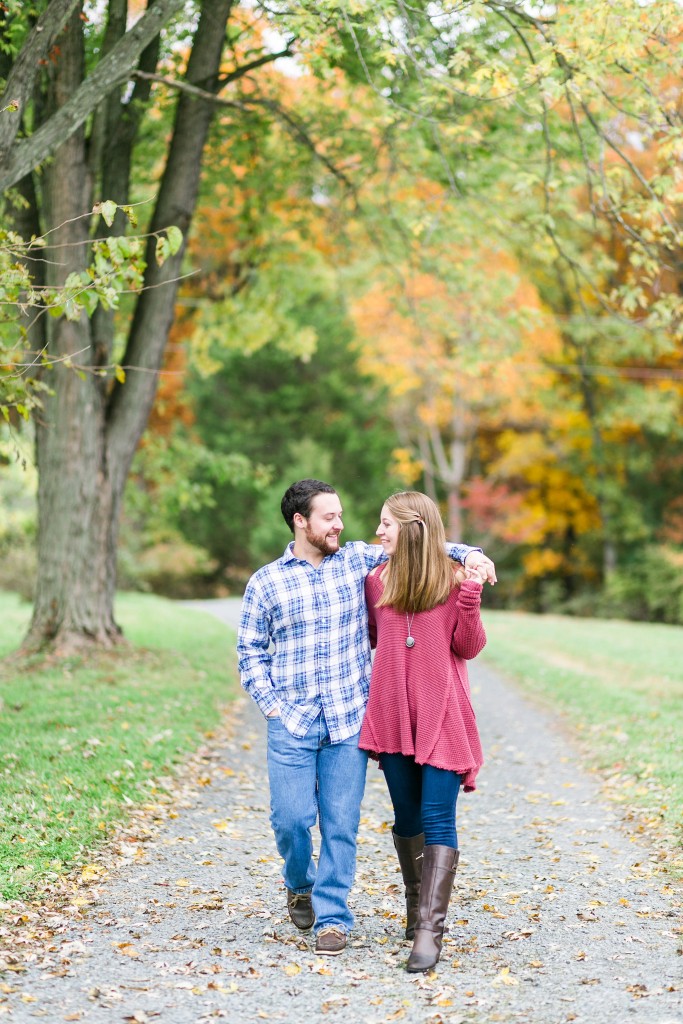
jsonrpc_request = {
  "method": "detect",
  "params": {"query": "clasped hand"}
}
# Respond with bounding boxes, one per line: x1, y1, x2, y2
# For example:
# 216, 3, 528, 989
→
463, 552, 496, 585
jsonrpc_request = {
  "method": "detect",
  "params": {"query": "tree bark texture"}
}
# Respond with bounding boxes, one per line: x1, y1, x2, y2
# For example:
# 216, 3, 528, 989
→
426, 407, 469, 542
0, 0, 82, 165
25, 0, 234, 652
27, 6, 116, 650
0, 0, 187, 192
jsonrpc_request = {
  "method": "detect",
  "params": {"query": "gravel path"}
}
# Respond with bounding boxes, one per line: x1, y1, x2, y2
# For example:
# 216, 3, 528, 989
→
1, 599, 681, 1023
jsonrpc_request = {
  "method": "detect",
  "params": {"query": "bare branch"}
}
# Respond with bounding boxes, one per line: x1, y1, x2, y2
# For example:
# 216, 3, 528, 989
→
219, 44, 296, 85
578, 95, 675, 233
132, 70, 358, 194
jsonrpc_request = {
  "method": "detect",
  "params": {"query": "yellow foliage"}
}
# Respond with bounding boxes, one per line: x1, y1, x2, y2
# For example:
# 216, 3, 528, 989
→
391, 448, 423, 486
523, 548, 565, 578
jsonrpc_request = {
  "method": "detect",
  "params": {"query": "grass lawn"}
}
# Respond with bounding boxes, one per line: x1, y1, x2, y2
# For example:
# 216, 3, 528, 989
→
481, 610, 683, 854
0, 591, 238, 900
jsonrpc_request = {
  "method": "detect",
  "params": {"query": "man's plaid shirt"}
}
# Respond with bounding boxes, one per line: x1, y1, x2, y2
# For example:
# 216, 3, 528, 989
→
237, 540, 474, 743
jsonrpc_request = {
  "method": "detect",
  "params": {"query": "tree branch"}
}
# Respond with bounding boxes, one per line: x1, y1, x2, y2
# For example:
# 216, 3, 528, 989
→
0, 0, 83, 165
0, 0, 187, 193
218, 44, 296, 85
106, 0, 235, 490
132, 70, 358, 194
485, 1, 556, 30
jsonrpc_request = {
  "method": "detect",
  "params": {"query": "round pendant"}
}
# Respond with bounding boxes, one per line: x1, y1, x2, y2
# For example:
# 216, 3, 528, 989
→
405, 636, 415, 648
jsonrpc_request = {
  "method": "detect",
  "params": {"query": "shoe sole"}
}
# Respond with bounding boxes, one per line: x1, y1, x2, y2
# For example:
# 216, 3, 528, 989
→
315, 946, 346, 956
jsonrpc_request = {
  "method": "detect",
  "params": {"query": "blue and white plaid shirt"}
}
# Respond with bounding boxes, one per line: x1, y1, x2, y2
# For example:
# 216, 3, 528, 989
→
237, 539, 475, 743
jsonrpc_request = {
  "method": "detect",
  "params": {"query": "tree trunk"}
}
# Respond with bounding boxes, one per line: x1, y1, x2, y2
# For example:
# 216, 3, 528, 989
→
573, 352, 617, 581
426, 405, 469, 541
417, 427, 438, 502
25, 0, 234, 653
446, 486, 462, 541
603, 537, 617, 579
26, 6, 116, 652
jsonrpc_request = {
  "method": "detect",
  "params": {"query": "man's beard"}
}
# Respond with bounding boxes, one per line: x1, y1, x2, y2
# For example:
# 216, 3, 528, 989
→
305, 526, 340, 556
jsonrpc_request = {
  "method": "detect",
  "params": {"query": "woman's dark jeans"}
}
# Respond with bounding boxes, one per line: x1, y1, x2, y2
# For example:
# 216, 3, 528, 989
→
380, 752, 462, 847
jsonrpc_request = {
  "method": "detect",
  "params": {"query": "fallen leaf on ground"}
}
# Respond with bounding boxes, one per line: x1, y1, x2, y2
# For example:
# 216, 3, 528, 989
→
493, 967, 518, 987
80, 865, 102, 882
114, 942, 139, 959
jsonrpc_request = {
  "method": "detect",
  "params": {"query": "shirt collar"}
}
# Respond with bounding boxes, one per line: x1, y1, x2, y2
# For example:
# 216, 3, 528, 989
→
281, 541, 298, 564
281, 540, 343, 566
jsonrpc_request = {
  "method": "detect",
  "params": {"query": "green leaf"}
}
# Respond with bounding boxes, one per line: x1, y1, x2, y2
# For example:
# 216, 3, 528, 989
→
166, 226, 183, 255
81, 289, 99, 317
100, 200, 118, 227
114, 365, 126, 384
155, 236, 171, 267
122, 206, 138, 228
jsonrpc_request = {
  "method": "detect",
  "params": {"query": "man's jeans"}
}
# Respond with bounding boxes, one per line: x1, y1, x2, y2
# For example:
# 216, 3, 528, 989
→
266, 716, 368, 934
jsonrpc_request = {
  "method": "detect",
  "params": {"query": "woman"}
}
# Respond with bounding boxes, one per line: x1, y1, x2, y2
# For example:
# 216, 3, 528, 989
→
359, 491, 486, 973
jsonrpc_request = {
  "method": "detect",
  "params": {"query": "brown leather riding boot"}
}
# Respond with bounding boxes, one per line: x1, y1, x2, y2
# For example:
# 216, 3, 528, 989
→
392, 830, 425, 940
406, 845, 459, 973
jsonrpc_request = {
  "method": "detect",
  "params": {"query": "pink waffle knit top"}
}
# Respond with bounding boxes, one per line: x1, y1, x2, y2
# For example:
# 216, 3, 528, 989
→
358, 572, 486, 791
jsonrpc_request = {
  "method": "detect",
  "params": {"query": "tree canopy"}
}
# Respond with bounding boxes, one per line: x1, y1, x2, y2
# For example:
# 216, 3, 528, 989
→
1, 0, 682, 642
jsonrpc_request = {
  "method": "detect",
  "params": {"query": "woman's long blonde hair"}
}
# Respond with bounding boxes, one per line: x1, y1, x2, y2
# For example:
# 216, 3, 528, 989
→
376, 491, 463, 613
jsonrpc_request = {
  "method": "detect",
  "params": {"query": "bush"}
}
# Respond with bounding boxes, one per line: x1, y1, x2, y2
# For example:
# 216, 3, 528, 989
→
0, 436, 36, 603
0, 544, 36, 602
117, 537, 219, 598
601, 545, 683, 624
512, 545, 683, 625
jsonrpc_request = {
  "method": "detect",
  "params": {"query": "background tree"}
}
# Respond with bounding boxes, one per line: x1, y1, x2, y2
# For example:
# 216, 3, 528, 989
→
123, 57, 402, 582
341, 0, 683, 605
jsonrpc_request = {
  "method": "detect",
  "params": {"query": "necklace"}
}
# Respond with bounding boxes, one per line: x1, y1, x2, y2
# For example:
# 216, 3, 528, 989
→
405, 612, 416, 648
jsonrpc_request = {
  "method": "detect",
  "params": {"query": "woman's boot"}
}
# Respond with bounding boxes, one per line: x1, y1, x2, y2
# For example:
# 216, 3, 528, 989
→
392, 830, 425, 940
406, 845, 459, 973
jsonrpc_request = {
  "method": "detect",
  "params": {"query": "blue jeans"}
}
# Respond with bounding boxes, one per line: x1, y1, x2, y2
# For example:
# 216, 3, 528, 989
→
380, 753, 462, 847
266, 715, 368, 934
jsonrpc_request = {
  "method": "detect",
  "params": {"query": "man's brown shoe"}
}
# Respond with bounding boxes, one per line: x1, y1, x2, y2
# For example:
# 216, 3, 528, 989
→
315, 926, 347, 956
286, 889, 314, 930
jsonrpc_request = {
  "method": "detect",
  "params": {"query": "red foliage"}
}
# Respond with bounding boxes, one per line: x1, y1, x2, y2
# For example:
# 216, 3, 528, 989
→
460, 477, 524, 537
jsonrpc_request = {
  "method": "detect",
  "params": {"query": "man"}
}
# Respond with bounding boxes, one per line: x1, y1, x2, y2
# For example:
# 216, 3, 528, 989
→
237, 479, 495, 956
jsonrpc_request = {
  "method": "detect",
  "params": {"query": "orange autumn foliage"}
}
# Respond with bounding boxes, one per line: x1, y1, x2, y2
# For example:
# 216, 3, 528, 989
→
146, 318, 195, 438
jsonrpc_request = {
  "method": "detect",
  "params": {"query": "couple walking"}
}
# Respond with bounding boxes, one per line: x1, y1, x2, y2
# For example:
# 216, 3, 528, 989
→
237, 479, 495, 972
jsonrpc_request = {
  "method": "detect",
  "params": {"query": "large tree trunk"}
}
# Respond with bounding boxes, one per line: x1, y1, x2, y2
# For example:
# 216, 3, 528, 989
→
26, 7, 115, 651
25, 0, 234, 653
